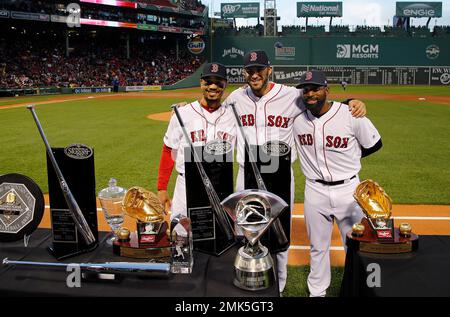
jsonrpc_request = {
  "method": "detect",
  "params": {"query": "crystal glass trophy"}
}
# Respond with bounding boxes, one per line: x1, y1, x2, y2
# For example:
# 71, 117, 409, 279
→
170, 214, 193, 274
98, 178, 126, 245
221, 189, 288, 291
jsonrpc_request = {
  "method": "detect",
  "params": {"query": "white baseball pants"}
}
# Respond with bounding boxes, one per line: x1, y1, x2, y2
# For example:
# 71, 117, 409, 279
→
304, 176, 364, 297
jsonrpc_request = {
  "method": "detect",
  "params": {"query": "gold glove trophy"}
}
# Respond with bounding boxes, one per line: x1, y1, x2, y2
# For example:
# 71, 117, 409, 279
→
104, 185, 170, 259
347, 179, 419, 253
222, 189, 288, 291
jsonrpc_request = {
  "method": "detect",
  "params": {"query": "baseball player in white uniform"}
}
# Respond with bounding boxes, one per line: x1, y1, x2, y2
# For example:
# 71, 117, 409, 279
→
293, 70, 382, 297
224, 50, 367, 293
157, 62, 236, 218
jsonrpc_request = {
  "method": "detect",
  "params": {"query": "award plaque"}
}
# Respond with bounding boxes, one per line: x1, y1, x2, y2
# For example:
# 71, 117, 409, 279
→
222, 189, 289, 291
184, 141, 235, 256
347, 179, 419, 254
0, 173, 45, 242
113, 186, 170, 259
47, 145, 99, 260
244, 141, 291, 253
170, 214, 194, 274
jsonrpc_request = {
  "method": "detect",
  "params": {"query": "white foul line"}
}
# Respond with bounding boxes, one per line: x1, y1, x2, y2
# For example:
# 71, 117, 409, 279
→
292, 215, 450, 221
289, 245, 345, 251
43, 206, 450, 220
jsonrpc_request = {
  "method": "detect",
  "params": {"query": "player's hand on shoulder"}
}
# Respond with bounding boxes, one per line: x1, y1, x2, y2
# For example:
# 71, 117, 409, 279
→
348, 99, 366, 118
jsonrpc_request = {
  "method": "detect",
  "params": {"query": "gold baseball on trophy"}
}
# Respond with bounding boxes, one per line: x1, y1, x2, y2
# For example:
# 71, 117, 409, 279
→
399, 223, 412, 237
352, 223, 365, 237
117, 227, 130, 242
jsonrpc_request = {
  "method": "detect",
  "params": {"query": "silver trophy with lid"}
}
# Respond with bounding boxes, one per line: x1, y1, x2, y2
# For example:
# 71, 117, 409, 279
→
222, 189, 288, 291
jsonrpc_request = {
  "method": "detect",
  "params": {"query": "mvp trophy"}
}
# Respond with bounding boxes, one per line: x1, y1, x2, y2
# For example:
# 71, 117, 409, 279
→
347, 179, 418, 253
110, 186, 170, 259
222, 189, 288, 291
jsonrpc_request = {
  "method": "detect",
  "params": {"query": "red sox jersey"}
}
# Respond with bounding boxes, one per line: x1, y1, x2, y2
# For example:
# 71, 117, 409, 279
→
225, 83, 304, 167
163, 101, 236, 174
293, 102, 381, 182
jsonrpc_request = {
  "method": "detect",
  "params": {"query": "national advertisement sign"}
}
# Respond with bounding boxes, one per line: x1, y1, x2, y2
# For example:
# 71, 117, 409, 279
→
396, 2, 442, 17
221, 3, 260, 19
297, 2, 342, 17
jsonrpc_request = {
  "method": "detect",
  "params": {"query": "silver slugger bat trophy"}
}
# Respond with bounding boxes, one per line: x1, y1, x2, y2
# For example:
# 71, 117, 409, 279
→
222, 189, 288, 291
2, 258, 170, 278
229, 102, 288, 246
27, 105, 96, 246
171, 105, 235, 240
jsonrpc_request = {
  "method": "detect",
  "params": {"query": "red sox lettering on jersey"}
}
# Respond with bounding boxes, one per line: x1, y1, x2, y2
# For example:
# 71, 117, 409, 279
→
293, 102, 380, 182
163, 101, 236, 174
225, 83, 304, 167
299, 134, 349, 148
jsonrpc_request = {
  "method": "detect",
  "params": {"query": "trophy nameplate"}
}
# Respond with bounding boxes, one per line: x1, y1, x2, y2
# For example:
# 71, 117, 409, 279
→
222, 189, 288, 291
348, 179, 419, 254
0, 174, 45, 242
137, 220, 168, 245
113, 231, 171, 259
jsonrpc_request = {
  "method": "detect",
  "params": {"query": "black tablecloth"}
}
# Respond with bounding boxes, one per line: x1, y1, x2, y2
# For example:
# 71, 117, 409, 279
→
0, 229, 279, 297
341, 235, 450, 297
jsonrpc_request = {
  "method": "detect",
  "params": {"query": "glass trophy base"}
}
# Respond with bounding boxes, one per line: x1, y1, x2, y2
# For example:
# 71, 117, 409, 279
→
233, 245, 275, 291
347, 219, 419, 254
113, 231, 170, 259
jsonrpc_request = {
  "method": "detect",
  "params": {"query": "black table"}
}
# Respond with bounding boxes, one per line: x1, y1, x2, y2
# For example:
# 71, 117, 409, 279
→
0, 229, 279, 297
341, 235, 450, 297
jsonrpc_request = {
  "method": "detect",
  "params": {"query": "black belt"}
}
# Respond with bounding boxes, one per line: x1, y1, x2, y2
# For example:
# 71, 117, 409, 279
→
315, 175, 356, 186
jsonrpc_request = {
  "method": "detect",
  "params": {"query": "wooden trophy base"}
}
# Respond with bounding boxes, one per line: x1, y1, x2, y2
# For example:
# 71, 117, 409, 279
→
113, 231, 171, 259
346, 218, 419, 254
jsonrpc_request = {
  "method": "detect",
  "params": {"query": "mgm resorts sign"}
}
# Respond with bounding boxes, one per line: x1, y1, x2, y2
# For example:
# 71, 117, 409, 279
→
337, 44, 379, 59
396, 2, 442, 18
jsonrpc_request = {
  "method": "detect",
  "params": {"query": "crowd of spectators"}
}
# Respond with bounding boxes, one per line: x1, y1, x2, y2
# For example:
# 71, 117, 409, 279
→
0, 38, 204, 89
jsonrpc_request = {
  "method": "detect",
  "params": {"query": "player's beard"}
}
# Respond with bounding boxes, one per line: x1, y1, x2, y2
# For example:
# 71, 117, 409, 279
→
303, 96, 326, 113
248, 76, 269, 95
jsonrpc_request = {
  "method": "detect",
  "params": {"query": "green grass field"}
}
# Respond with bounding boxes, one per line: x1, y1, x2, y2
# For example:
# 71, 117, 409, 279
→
1, 85, 449, 204
1, 85, 449, 297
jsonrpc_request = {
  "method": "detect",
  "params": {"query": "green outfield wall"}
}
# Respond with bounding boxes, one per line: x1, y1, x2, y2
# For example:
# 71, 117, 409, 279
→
212, 36, 450, 85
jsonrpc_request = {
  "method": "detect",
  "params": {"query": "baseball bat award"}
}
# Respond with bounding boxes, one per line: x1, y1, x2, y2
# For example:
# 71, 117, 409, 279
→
27, 105, 97, 248
171, 105, 235, 244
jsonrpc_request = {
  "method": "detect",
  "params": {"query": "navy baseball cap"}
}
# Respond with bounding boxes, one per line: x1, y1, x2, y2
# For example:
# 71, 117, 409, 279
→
243, 50, 270, 68
201, 62, 227, 80
296, 70, 328, 88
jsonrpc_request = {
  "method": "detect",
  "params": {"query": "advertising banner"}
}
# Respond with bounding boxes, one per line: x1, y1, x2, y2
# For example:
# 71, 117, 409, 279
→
297, 2, 343, 17
11, 11, 49, 21
396, 2, 442, 17
221, 3, 260, 19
